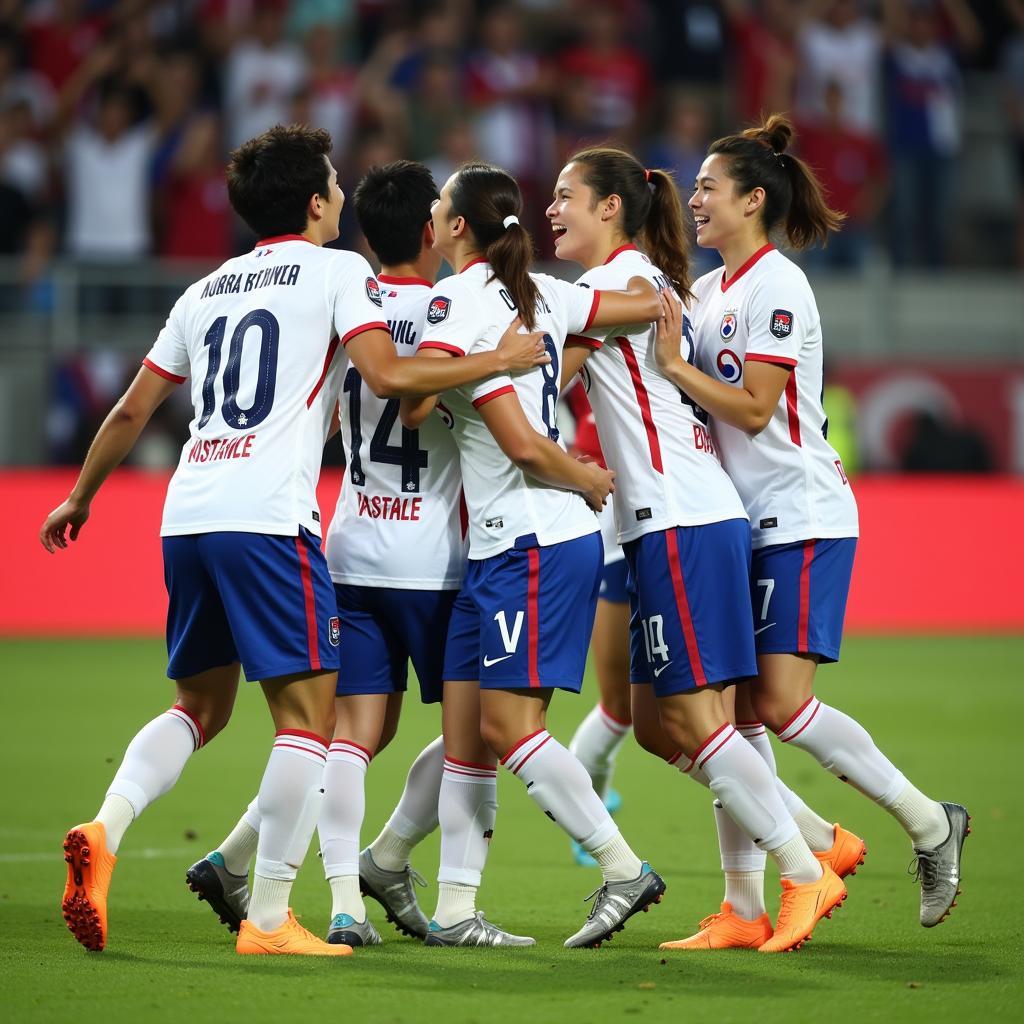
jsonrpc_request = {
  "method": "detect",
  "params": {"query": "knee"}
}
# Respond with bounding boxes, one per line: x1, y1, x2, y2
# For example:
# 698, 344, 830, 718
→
175, 699, 232, 744
478, 714, 511, 761
376, 717, 399, 755
632, 716, 665, 758
751, 692, 792, 735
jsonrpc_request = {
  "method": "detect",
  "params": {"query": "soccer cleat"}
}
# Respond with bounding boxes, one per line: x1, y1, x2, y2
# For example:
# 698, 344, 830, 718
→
327, 913, 382, 947
185, 853, 249, 934
814, 824, 868, 880
658, 902, 773, 951
62, 821, 116, 952
759, 865, 846, 954
911, 801, 971, 928
358, 848, 430, 939
236, 909, 352, 956
563, 862, 666, 948
571, 790, 622, 868
424, 912, 535, 947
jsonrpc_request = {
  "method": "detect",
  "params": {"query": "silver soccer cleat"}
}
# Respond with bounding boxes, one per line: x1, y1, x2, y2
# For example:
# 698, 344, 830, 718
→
424, 911, 535, 947
327, 912, 383, 947
358, 847, 430, 939
563, 861, 666, 948
185, 853, 249, 934
911, 801, 971, 927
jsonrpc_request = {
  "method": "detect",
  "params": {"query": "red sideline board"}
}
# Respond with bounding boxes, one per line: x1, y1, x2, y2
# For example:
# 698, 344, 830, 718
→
2, 470, 1022, 636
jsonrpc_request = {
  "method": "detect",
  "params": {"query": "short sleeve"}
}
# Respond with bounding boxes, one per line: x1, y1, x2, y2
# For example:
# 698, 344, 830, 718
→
143, 293, 190, 383
417, 285, 483, 357
565, 281, 606, 351
743, 275, 808, 369
331, 254, 389, 346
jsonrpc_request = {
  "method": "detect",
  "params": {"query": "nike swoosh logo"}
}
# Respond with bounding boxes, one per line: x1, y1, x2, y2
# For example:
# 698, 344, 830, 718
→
653, 663, 672, 677
754, 623, 776, 635
483, 654, 514, 667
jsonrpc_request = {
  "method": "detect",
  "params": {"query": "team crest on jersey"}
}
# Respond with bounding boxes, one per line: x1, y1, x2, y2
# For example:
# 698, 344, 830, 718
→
716, 349, 742, 382
770, 309, 793, 339
720, 313, 737, 340
328, 616, 341, 646
365, 277, 383, 307
426, 296, 451, 325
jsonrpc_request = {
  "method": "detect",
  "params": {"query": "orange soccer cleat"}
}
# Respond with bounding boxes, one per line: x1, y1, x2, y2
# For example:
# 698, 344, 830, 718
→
759, 866, 847, 954
815, 824, 867, 880
236, 910, 354, 956
659, 902, 773, 951
62, 822, 117, 952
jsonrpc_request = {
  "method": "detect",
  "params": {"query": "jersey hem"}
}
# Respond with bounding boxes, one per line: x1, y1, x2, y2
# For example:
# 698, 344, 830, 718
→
615, 511, 749, 546
142, 358, 186, 384
467, 521, 599, 561
745, 352, 797, 369
160, 521, 319, 538
329, 573, 463, 590
341, 321, 389, 346
750, 528, 860, 550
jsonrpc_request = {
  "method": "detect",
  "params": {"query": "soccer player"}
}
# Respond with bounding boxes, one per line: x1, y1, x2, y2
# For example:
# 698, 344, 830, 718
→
401, 162, 670, 948
547, 145, 848, 953
652, 114, 969, 935
185, 160, 543, 947
40, 126, 547, 957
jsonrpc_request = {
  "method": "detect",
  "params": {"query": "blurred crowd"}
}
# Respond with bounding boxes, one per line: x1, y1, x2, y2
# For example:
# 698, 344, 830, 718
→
1, 0, 1022, 296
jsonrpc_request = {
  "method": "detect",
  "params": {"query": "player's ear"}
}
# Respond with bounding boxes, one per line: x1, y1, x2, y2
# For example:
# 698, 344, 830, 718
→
423, 218, 436, 248
600, 193, 622, 223
308, 191, 324, 222
745, 186, 766, 217
450, 215, 467, 240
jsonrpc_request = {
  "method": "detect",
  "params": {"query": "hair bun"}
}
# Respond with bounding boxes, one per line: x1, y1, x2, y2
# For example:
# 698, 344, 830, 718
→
760, 114, 793, 155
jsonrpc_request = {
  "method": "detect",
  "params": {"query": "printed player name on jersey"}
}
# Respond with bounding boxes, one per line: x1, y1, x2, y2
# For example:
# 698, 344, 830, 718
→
200, 264, 301, 299
387, 318, 419, 347
186, 434, 256, 463
355, 492, 423, 521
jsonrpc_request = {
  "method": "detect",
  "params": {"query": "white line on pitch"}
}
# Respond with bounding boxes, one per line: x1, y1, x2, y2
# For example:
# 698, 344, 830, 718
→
0, 847, 194, 863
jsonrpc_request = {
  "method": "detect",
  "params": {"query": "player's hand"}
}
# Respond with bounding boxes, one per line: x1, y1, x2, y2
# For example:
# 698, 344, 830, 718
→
39, 497, 90, 553
581, 463, 615, 512
496, 316, 550, 373
654, 290, 685, 372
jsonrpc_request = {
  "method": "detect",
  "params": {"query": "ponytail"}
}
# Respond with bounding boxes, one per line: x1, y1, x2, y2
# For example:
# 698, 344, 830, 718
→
570, 146, 693, 300
448, 162, 540, 329
709, 113, 845, 249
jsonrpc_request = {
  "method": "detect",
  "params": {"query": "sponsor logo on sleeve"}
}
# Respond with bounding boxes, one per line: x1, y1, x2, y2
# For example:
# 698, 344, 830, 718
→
426, 295, 452, 325
770, 309, 793, 339
365, 277, 383, 307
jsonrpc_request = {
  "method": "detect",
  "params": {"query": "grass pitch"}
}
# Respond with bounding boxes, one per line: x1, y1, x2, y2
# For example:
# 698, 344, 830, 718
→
2, 636, 1022, 1023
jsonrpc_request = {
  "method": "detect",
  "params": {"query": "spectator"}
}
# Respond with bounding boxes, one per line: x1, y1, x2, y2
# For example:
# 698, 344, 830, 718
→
0, 26, 56, 131
657, 0, 727, 87
24, 0, 107, 95
405, 53, 467, 164
723, 0, 800, 125
299, 22, 362, 163
798, 79, 887, 269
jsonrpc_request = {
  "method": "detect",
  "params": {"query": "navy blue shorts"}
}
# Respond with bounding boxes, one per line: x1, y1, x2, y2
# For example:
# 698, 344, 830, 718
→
162, 528, 340, 682
334, 584, 457, 704
750, 538, 856, 663
443, 532, 602, 692
599, 557, 632, 604
624, 520, 757, 695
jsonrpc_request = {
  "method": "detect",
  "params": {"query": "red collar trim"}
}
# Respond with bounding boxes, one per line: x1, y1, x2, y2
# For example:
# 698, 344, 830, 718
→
460, 257, 488, 273
721, 243, 774, 292
255, 233, 314, 247
378, 275, 433, 287
603, 243, 639, 265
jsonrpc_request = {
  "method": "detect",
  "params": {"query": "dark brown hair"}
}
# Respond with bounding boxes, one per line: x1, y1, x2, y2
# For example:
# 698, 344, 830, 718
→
708, 114, 845, 250
448, 162, 541, 329
568, 146, 692, 300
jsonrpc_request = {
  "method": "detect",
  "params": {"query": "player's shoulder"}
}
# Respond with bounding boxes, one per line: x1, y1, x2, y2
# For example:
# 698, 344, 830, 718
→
746, 249, 813, 304
691, 265, 723, 302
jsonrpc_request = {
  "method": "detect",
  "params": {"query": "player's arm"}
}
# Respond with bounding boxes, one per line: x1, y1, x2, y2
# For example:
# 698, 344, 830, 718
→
347, 319, 547, 400
39, 365, 180, 552
399, 348, 448, 429
560, 342, 592, 392
653, 291, 788, 436
478, 393, 614, 512
589, 277, 662, 329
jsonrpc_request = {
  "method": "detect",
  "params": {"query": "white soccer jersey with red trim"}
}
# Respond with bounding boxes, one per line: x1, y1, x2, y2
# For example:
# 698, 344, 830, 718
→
573, 245, 747, 545
144, 236, 386, 537
325, 277, 467, 589
691, 245, 859, 549
416, 260, 600, 559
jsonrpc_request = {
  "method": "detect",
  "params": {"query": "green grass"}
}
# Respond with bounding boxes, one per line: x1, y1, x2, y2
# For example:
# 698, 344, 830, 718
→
2, 636, 1022, 1023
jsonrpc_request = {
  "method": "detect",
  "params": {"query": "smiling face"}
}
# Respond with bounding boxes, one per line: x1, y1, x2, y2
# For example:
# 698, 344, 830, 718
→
546, 162, 617, 267
429, 174, 459, 263
318, 155, 345, 242
689, 153, 759, 251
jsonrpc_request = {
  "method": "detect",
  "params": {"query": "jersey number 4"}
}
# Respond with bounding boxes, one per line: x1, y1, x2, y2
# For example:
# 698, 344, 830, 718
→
344, 367, 428, 492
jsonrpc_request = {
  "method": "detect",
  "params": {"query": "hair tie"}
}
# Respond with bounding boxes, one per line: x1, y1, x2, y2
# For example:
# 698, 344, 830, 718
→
644, 168, 651, 182
502, 215, 519, 229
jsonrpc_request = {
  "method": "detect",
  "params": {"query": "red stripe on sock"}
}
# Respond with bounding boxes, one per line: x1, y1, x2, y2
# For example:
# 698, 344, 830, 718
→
776, 695, 817, 736
510, 733, 551, 775
600, 703, 632, 727
500, 728, 546, 765
781, 700, 822, 743
665, 530, 707, 687
171, 704, 205, 748
444, 764, 498, 780
295, 536, 321, 671
696, 728, 736, 770
689, 723, 731, 765
273, 742, 327, 760
277, 729, 328, 745
445, 755, 497, 772
666, 751, 683, 766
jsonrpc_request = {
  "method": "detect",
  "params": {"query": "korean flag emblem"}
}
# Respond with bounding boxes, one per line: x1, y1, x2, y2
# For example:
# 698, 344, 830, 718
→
328, 616, 341, 647
365, 277, 383, 307
720, 313, 737, 340
770, 309, 794, 339
427, 296, 451, 325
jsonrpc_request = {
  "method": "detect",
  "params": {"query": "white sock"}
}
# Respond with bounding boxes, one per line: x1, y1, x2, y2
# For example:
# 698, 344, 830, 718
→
433, 882, 478, 929
320, 739, 371, 922
772, 834, 824, 885
213, 797, 260, 875
248, 730, 327, 932
437, 757, 498, 889
776, 698, 947, 845
713, 799, 767, 918
100, 704, 204, 853
502, 730, 641, 882
590, 832, 643, 882
370, 736, 444, 871
724, 871, 767, 920
738, 720, 835, 852
568, 703, 631, 800
887, 782, 950, 849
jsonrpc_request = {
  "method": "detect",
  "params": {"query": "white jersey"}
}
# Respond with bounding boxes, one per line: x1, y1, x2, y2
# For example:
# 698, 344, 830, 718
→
325, 276, 466, 589
574, 245, 748, 545
144, 236, 386, 537
691, 245, 859, 549
417, 259, 601, 559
